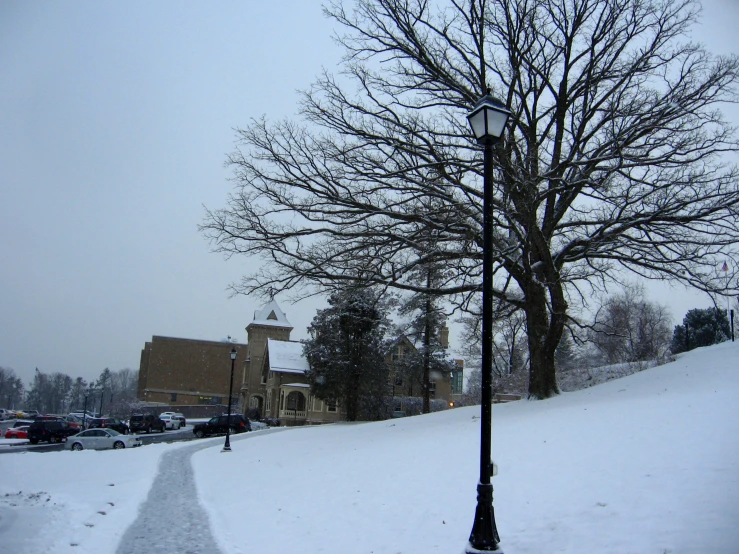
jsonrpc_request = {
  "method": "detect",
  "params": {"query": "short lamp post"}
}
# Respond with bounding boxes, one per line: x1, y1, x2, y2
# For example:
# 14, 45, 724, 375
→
82, 386, 94, 430
222, 347, 238, 453
465, 90, 511, 553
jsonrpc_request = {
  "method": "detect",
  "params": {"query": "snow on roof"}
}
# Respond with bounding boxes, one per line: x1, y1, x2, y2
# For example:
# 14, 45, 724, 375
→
267, 339, 309, 374
283, 383, 310, 388
248, 300, 292, 329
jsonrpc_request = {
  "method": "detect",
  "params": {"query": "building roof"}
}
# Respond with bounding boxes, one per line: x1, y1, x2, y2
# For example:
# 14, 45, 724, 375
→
267, 339, 309, 374
247, 300, 293, 329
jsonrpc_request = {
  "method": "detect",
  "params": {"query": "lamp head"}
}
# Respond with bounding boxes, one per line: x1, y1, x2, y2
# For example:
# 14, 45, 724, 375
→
467, 92, 511, 144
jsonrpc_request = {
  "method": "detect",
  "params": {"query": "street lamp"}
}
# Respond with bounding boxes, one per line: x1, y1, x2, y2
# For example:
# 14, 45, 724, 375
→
82, 385, 95, 429
465, 90, 511, 553
222, 347, 238, 453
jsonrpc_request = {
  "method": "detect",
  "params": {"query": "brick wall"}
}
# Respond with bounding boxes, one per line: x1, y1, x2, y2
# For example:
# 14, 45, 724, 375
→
138, 336, 246, 405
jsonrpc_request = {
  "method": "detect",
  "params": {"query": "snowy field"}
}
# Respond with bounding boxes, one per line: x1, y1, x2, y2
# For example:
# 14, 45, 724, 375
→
1, 341, 738, 553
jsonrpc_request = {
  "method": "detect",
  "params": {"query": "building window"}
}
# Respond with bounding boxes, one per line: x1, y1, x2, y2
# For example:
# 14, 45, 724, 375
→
286, 391, 305, 412
429, 381, 436, 399
170, 393, 177, 402
198, 396, 222, 405
327, 399, 337, 412
452, 370, 463, 394
394, 376, 403, 386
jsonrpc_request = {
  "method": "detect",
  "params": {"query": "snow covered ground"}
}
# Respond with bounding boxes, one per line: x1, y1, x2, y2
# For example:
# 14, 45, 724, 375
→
1, 341, 737, 553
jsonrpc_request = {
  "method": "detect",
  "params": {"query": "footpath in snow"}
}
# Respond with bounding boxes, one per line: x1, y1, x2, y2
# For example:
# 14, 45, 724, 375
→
115, 439, 223, 554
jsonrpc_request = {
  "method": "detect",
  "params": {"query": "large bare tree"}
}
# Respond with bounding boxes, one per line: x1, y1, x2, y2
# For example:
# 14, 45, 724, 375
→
202, 0, 739, 398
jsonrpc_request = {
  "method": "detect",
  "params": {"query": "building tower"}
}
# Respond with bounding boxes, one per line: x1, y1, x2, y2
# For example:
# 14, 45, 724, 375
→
241, 300, 293, 417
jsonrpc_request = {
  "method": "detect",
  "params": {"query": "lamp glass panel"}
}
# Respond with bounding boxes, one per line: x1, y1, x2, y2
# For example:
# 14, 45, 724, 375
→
467, 108, 488, 140
485, 109, 509, 138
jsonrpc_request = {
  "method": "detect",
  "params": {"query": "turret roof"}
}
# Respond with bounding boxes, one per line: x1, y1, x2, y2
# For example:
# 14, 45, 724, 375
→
247, 299, 293, 329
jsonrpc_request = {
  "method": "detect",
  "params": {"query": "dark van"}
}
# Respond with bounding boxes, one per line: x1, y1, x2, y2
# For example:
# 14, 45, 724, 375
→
27, 420, 78, 444
129, 413, 166, 434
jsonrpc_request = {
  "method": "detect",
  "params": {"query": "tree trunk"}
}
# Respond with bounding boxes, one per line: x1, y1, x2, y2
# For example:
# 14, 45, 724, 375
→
525, 281, 560, 399
423, 272, 431, 414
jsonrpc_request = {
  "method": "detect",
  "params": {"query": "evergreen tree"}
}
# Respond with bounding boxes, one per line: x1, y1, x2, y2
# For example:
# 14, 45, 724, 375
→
672, 307, 730, 352
397, 256, 453, 412
304, 287, 391, 421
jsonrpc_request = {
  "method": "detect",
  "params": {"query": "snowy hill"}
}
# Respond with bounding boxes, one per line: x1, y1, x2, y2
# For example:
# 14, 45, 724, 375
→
1, 341, 738, 553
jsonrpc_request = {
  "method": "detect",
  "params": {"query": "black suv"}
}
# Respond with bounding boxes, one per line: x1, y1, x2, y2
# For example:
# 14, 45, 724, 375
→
89, 417, 130, 434
193, 414, 251, 438
27, 420, 78, 444
129, 413, 166, 434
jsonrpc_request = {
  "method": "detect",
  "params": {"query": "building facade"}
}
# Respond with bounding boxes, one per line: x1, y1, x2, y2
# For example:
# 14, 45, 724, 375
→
137, 300, 462, 425
138, 336, 246, 407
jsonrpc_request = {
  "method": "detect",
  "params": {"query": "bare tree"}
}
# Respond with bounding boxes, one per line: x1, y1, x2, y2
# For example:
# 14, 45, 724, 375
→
590, 284, 672, 364
0, 367, 25, 409
201, 0, 739, 398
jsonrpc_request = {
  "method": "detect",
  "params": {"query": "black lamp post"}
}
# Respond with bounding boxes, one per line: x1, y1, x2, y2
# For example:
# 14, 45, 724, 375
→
82, 385, 95, 429
222, 347, 238, 453
465, 90, 511, 553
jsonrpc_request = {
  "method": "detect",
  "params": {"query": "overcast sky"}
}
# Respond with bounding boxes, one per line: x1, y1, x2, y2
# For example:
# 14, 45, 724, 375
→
1, 1, 737, 386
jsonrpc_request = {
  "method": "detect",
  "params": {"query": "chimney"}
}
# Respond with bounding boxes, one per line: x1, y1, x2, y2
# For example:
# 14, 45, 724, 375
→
439, 324, 450, 349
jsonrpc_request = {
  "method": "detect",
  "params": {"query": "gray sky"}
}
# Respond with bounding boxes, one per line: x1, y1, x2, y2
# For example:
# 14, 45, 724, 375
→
1, 1, 737, 386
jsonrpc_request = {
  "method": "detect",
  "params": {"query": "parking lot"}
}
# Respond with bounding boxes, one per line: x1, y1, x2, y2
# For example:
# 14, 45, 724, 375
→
0, 418, 204, 454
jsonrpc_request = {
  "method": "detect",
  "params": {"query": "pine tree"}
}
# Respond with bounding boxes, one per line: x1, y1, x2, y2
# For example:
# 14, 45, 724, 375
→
672, 307, 731, 352
304, 287, 391, 421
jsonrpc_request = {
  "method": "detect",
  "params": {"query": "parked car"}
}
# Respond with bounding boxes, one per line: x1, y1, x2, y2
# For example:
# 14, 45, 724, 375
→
4, 425, 30, 439
32, 414, 64, 421
129, 413, 166, 434
65, 429, 142, 451
27, 420, 78, 444
159, 414, 181, 430
89, 417, 130, 434
0, 408, 17, 420
192, 414, 251, 438
18, 409, 39, 419
173, 413, 186, 427
61, 415, 83, 430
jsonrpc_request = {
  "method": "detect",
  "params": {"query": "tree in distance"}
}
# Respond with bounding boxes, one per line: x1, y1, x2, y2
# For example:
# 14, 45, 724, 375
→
671, 307, 731, 353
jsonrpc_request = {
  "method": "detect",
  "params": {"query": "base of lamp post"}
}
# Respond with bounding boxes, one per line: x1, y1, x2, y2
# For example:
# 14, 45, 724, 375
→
221, 445, 232, 452
465, 483, 502, 553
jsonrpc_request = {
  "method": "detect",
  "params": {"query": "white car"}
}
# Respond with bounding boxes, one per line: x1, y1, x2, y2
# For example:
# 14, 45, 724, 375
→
159, 414, 181, 430
65, 429, 142, 451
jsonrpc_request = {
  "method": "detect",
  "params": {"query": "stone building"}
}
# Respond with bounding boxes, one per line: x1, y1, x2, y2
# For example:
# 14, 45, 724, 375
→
138, 299, 462, 424
240, 301, 342, 426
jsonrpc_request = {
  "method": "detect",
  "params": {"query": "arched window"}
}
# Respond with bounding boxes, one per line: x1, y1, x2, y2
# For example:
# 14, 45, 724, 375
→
286, 391, 306, 411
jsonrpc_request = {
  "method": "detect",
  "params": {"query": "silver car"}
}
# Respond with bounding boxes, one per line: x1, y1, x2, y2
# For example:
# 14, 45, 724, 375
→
64, 429, 142, 451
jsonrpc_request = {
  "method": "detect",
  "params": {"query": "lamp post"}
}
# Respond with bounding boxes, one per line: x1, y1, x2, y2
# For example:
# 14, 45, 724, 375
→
222, 347, 238, 452
465, 90, 511, 553
82, 385, 94, 429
